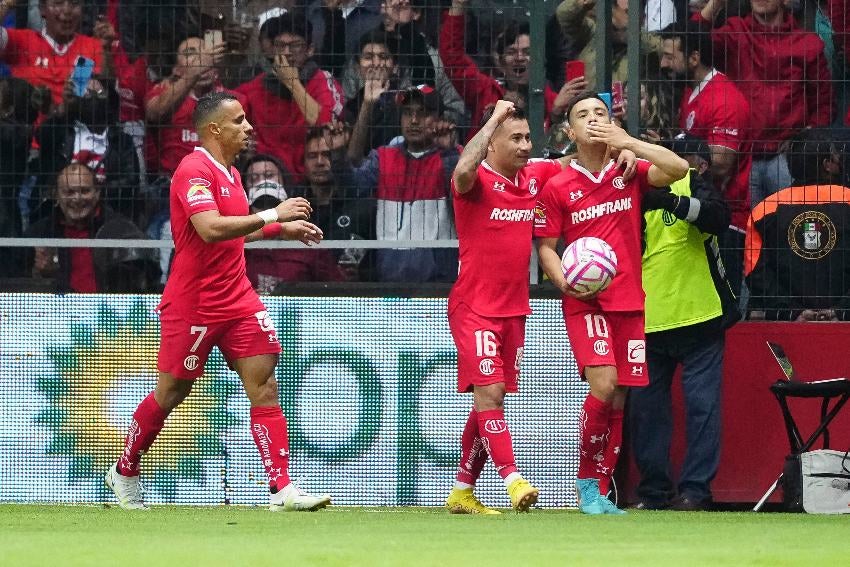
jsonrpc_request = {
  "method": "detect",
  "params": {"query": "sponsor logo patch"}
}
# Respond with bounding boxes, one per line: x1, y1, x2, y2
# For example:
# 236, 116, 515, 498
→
627, 340, 646, 363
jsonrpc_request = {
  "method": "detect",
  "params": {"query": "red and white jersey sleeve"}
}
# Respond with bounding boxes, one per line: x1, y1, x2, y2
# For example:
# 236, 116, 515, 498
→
450, 158, 563, 317
681, 70, 752, 229
534, 159, 651, 314
159, 147, 263, 323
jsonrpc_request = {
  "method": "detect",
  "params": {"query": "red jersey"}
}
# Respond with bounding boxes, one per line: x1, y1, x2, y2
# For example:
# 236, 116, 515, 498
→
534, 159, 652, 314
450, 159, 564, 317
681, 70, 751, 229
145, 83, 246, 174
113, 44, 154, 123
158, 147, 263, 322
2, 29, 103, 105
235, 70, 344, 178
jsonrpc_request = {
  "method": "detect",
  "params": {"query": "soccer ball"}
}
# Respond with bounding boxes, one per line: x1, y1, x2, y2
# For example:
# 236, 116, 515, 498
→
560, 237, 618, 293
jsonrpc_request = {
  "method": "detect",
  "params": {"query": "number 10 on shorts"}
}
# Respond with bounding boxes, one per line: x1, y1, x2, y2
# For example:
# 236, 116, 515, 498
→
474, 330, 497, 357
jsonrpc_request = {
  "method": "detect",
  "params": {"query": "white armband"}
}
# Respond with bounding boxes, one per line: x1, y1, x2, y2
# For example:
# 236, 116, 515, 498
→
255, 208, 279, 225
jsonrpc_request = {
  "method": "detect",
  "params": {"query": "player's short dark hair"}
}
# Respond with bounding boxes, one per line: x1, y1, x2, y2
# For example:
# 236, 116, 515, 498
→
192, 91, 239, 130
565, 91, 607, 123
494, 22, 530, 56
479, 104, 527, 129
660, 20, 714, 68
357, 30, 399, 60
788, 128, 839, 186
261, 11, 312, 44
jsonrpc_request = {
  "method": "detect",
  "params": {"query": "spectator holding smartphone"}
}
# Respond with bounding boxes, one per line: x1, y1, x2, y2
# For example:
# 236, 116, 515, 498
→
0, 0, 104, 109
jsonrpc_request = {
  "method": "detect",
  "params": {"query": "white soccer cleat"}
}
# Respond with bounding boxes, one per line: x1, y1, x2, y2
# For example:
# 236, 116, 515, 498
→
269, 484, 331, 512
105, 462, 149, 510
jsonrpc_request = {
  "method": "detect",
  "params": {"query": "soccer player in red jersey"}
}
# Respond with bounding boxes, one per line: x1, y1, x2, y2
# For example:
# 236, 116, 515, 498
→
105, 92, 331, 511
534, 93, 688, 514
445, 99, 637, 514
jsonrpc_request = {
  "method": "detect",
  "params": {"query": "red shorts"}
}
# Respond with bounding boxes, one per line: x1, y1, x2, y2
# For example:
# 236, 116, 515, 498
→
564, 307, 647, 387
157, 308, 282, 379
448, 302, 526, 393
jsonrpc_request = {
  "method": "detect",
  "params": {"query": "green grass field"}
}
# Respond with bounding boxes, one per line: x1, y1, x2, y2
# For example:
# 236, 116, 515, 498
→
1, 505, 847, 566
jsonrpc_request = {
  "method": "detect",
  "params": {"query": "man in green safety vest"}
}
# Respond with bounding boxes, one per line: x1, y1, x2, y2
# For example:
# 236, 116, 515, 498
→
629, 134, 740, 511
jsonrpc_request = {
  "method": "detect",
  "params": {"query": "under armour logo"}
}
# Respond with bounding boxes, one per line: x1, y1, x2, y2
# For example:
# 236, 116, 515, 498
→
570, 190, 583, 201
34, 56, 49, 68
493, 182, 506, 192
631, 365, 644, 376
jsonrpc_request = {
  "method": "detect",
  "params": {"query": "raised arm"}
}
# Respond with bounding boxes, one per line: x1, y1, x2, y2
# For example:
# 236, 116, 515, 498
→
452, 100, 514, 194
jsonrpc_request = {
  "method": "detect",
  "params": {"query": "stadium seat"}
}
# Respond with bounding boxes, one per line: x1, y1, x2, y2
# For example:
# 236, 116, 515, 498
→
753, 342, 850, 511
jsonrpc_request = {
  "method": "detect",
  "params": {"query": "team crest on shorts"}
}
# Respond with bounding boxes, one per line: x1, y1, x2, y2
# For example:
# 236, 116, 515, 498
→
183, 355, 200, 371
593, 340, 609, 356
479, 358, 495, 376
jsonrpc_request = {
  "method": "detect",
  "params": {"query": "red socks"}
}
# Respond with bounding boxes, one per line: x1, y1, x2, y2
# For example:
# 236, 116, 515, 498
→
118, 392, 167, 476
476, 408, 518, 479
578, 394, 612, 481
250, 406, 291, 492
598, 408, 624, 495
456, 409, 488, 485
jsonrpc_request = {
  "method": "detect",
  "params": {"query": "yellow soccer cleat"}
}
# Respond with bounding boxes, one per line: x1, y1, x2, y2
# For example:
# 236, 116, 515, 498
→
507, 478, 539, 512
445, 487, 502, 515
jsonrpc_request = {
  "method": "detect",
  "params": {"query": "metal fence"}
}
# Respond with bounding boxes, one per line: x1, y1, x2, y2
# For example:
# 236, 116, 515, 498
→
1, 1, 849, 318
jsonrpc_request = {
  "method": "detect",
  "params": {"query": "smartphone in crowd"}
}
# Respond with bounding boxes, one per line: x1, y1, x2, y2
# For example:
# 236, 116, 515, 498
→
204, 29, 224, 50
71, 56, 95, 97
611, 81, 625, 109
565, 60, 585, 82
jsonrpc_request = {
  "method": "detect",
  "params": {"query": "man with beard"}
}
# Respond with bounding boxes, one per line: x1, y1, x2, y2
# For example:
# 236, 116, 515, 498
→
33, 75, 141, 222
697, 0, 833, 206
439, 0, 559, 136
0, 0, 103, 108
235, 12, 344, 179
659, 21, 751, 304
145, 35, 235, 175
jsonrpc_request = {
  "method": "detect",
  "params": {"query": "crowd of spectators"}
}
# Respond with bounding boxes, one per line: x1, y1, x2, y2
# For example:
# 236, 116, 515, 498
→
1, 0, 850, 317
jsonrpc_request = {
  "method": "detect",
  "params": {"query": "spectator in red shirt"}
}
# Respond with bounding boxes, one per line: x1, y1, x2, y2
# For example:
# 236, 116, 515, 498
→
697, 0, 834, 207
144, 35, 234, 174
439, 0, 558, 134
0, 0, 105, 108
659, 21, 752, 300
235, 13, 345, 179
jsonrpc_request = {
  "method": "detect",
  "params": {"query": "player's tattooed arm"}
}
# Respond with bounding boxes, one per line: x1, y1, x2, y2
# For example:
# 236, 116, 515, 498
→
453, 99, 516, 194
536, 237, 598, 301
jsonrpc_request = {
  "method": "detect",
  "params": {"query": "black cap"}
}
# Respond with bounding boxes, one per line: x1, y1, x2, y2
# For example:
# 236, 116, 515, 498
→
395, 84, 441, 114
